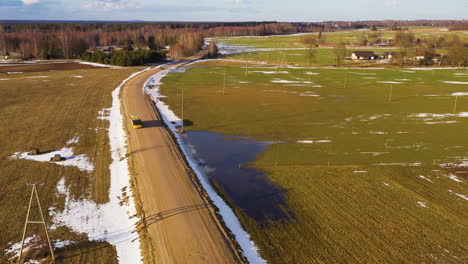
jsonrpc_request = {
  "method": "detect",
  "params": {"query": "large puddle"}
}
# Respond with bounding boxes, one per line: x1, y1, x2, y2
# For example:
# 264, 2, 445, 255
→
180, 131, 293, 223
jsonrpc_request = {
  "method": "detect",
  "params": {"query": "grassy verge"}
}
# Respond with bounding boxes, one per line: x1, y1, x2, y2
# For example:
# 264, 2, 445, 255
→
0, 66, 142, 263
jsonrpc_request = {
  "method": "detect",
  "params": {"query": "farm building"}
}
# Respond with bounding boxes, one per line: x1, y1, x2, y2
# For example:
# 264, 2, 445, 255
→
382, 52, 401, 59
351, 51, 378, 60
415, 49, 440, 61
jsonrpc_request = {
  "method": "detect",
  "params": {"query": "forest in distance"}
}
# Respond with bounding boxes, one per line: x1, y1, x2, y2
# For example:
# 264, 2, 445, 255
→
0, 20, 467, 66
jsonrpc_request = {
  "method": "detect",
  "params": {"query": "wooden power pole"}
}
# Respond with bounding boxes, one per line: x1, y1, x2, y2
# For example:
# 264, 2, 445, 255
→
18, 184, 55, 263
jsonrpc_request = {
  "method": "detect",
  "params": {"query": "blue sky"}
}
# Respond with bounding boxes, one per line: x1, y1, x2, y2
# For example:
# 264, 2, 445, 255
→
1, 0, 467, 21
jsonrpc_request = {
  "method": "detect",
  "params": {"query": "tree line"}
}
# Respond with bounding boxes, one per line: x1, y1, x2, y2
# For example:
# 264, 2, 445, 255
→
0, 22, 306, 64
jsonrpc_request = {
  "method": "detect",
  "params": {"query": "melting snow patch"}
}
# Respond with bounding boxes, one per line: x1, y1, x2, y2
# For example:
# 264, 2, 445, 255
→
454, 73, 468, 76
400, 70, 416, 73
145, 64, 267, 264
370, 131, 387, 135
5, 235, 39, 259
252, 71, 289, 74
305, 72, 319, 75
11, 147, 94, 172
377, 81, 403, 84
50, 68, 149, 264
26, 76, 48, 78
353, 170, 367, 173
98, 108, 111, 120
443, 81, 468, 85
419, 175, 433, 183
452, 92, 468, 96
66, 135, 80, 145
448, 190, 468, 201
417, 201, 427, 208
447, 174, 463, 183
424, 121, 457, 124
297, 140, 314, 144
73, 75, 84, 78
77, 61, 122, 69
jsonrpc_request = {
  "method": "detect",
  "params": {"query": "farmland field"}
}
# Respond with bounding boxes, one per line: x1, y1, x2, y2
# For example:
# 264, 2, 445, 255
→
217, 28, 467, 66
157, 60, 468, 263
0, 65, 143, 263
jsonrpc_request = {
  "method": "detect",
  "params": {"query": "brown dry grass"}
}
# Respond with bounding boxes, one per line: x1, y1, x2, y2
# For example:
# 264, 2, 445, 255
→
0, 66, 143, 263
0, 62, 101, 74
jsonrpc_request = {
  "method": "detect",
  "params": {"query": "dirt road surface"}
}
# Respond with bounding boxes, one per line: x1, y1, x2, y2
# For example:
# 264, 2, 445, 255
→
121, 64, 244, 264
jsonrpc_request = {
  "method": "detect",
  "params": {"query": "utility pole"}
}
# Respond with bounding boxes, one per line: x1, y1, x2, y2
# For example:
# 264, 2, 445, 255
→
180, 86, 184, 133
18, 184, 55, 263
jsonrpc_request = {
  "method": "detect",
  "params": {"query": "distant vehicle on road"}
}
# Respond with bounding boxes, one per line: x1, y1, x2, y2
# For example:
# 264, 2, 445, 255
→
131, 113, 143, 129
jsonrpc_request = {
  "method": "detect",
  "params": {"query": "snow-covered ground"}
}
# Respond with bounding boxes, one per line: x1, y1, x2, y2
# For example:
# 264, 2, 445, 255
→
145, 63, 267, 264
76, 61, 122, 69
11, 135, 94, 172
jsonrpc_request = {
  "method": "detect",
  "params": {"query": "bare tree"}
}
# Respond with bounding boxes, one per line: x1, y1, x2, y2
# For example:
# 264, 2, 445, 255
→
333, 42, 347, 66
301, 35, 318, 66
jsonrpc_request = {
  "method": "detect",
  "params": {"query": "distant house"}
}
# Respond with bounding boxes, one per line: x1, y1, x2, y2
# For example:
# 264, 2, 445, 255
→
351, 51, 377, 60
415, 50, 439, 61
382, 52, 401, 59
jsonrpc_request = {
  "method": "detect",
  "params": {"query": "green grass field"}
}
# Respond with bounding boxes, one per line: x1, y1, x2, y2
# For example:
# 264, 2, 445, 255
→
217, 28, 468, 48
159, 60, 468, 263
0, 66, 142, 263
217, 28, 467, 66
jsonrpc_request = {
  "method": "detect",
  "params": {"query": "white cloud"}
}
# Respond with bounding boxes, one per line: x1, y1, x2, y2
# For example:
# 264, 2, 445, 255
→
84, 0, 138, 11
227, 0, 244, 8
385, 0, 400, 8
22, 0, 43, 5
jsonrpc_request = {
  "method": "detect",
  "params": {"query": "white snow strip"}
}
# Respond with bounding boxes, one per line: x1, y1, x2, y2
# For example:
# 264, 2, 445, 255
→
271, 79, 312, 84
297, 140, 314, 144
353, 170, 367, 173
252, 71, 289, 74
50, 68, 150, 264
400, 70, 416, 73
11, 146, 94, 172
443, 81, 468, 85
454, 73, 468, 76
419, 175, 433, 183
77, 60, 122, 69
448, 190, 468, 201
360, 152, 389, 156
73, 75, 84, 78
448, 174, 463, 183
145, 64, 266, 264
452, 92, 468, 96
409, 112, 468, 119
424, 121, 457, 124
305, 72, 319, 75
26, 76, 48, 78
370, 131, 387, 135
373, 162, 422, 166
377, 81, 403, 84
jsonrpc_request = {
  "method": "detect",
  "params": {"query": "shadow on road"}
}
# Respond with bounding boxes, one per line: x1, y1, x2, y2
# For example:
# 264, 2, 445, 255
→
136, 203, 208, 230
